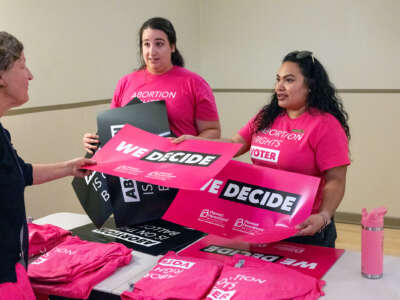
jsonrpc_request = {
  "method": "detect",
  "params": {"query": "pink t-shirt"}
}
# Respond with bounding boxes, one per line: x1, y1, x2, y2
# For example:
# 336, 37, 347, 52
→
121, 251, 223, 300
28, 223, 71, 258
238, 109, 350, 213
28, 236, 132, 299
111, 66, 219, 137
205, 254, 325, 300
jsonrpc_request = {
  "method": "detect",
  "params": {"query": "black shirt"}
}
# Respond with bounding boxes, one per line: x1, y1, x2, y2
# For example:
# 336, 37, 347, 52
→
0, 122, 33, 283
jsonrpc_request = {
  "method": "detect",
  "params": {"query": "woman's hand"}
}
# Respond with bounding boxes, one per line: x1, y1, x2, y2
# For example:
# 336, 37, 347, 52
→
83, 133, 99, 154
295, 211, 331, 236
67, 157, 97, 177
170, 134, 200, 144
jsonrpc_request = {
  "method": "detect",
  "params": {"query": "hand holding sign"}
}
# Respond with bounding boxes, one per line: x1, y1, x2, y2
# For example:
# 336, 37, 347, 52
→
82, 124, 241, 190
163, 160, 320, 243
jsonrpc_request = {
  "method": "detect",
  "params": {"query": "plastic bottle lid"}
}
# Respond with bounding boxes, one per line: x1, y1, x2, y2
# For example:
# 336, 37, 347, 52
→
361, 207, 387, 228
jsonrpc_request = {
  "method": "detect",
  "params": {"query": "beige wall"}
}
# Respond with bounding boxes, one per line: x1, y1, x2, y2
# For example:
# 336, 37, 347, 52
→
1, 0, 201, 107
199, 0, 400, 219
2, 1, 400, 220
214, 92, 400, 218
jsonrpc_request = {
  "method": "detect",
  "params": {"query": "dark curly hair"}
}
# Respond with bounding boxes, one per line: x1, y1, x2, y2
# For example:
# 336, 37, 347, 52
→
256, 51, 350, 140
138, 17, 184, 70
0, 31, 23, 72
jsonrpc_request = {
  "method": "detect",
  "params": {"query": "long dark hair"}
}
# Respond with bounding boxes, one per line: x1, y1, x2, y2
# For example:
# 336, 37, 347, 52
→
256, 51, 350, 140
138, 17, 184, 69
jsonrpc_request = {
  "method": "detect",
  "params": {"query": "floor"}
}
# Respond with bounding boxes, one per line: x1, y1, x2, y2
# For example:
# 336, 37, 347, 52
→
335, 223, 400, 256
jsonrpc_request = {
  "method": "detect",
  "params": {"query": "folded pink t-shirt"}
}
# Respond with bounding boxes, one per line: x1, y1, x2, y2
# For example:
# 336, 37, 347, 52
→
122, 251, 223, 300
205, 254, 325, 300
28, 236, 132, 299
28, 223, 71, 257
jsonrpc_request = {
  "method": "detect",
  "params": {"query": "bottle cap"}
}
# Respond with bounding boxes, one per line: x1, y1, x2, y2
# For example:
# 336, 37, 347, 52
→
361, 207, 387, 228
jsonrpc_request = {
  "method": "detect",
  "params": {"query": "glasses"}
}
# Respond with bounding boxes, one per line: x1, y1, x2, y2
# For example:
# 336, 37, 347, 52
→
290, 50, 315, 64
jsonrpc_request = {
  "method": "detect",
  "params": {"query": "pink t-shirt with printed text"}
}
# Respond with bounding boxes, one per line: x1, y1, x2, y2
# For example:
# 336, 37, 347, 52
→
111, 66, 219, 137
238, 109, 350, 213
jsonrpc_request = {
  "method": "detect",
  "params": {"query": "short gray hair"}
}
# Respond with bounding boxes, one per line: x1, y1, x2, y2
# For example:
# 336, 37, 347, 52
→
0, 31, 24, 72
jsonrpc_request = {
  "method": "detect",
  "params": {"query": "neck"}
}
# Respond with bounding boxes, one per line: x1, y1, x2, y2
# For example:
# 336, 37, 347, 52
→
286, 106, 307, 119
147, 64, 173, 75
0, 97, 10, 117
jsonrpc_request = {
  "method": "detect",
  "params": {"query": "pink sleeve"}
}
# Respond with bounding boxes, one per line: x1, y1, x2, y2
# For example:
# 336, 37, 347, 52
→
313, 115, 350, 172
110, 76, 126, 109
238, 114, 258, 144
193, 76, 219, 121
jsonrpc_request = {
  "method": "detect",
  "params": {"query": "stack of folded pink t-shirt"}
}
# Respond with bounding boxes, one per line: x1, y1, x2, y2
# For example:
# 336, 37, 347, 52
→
28, 236, 132, 299
121, 251, 223, 300
122, 252, 325, 300
205, 254, 325, 300
28, 223, 71, 258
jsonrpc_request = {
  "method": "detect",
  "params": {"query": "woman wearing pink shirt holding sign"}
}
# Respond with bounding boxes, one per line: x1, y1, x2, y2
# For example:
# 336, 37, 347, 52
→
175, 51, 350, 248
83, 17, 220, 153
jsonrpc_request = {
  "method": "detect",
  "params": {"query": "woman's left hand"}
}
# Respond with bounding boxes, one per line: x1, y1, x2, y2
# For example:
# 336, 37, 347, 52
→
295, 212, 330, 236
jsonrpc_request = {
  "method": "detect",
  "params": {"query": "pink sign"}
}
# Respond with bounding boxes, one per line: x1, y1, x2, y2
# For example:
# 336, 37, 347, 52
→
83, 124, 241, 190
163, 160, 320, 243
178, 235, 344, 279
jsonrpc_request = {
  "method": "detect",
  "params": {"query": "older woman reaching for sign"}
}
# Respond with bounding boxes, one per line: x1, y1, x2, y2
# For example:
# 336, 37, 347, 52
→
0, 31, 95, 299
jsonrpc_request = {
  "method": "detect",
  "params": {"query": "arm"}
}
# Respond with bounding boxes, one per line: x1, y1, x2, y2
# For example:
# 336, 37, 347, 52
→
32, 157, 96, 185
196, 120, 221, 139
171, 132, 250, 158
296, 165, 348, 236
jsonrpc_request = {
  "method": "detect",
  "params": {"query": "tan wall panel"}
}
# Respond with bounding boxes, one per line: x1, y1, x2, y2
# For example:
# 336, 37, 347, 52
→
214, 92, 400, 218
2, 104, 108, 218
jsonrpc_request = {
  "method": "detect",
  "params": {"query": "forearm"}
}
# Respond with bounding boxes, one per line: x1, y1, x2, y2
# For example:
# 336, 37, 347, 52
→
32, 162, 73, 185
319, 167, 347, 219
197, 127, 221, 139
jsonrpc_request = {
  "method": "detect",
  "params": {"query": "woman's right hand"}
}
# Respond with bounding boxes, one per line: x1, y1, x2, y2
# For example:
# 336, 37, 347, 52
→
170, 134, 199, 144
83, 133, 99, 154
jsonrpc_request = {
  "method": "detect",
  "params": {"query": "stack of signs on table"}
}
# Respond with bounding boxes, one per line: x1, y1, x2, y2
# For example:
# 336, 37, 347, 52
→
71, 218, 206, 256
178, 234, 345, 279
72, 99, 178, 228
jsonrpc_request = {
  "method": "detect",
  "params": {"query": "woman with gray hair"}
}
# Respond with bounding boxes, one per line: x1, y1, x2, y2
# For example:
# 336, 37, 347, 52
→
0, 31, 95, 298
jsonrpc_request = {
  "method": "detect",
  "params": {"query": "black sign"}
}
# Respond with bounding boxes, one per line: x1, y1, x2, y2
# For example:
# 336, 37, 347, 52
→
72, 99, 178, 228
71, 219, 206, 256
72, 152, 113, 228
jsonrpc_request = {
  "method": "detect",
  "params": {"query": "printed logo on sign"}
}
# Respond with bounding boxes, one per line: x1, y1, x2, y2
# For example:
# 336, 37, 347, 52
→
250, 146, 279, 163
234, 218, 244, 228
219, 179, 301, 215
207, 288, 236, 300
200, 209, 209, 218
159, 258, 196, 269
141, 150, 220, 167
120, 177, 141, 202
232, 218, 264, 235
198, 209, 229, 228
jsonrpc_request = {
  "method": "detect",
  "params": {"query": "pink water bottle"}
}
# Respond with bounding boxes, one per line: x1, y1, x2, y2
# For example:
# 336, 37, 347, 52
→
361, 207, 387, 279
